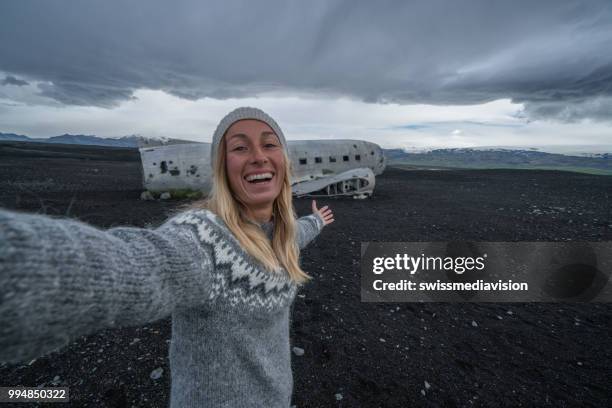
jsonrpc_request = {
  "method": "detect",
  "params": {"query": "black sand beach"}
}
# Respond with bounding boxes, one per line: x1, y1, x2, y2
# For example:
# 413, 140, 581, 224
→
1, 141, 611, 407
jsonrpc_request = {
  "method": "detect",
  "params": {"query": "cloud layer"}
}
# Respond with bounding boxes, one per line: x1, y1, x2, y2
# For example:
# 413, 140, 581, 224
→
1, 75, 28, 86
1, 0, 611, 121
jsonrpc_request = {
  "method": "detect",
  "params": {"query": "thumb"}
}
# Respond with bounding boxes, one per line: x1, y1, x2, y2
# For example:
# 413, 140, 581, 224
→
312, 200, 317, 213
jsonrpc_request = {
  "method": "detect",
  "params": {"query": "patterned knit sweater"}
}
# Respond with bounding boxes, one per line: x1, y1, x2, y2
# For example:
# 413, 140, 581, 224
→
0, 208, 324, 407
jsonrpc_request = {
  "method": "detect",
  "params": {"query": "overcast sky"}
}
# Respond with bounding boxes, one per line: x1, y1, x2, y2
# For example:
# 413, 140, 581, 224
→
1, 0, 611, 149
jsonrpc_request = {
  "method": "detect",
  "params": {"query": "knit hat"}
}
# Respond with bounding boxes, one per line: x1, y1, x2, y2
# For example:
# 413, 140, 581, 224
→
210, 107, 288, 169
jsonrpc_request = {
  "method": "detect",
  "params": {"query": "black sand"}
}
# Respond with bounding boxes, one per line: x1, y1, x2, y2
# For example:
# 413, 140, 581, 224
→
1, 142, 611, 407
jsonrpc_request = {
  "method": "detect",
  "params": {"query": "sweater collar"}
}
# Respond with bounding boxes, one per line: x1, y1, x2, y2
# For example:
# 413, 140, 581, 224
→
244, 214, 275, 238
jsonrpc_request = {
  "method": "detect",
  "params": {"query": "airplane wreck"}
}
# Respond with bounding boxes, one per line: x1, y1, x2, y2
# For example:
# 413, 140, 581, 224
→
139, 140, 386, 198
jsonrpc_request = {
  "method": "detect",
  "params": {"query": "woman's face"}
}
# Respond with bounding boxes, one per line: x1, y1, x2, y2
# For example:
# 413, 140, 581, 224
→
224, 119, 286, 210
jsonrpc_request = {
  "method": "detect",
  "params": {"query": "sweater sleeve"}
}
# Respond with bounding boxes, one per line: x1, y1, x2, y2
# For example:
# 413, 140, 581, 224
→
0, 208, 213, 364
296, 213, 325, 249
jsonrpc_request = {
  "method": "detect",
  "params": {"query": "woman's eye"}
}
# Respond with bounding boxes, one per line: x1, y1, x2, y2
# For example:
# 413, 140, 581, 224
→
265, 143, 278, 148
232, 146, 247, 151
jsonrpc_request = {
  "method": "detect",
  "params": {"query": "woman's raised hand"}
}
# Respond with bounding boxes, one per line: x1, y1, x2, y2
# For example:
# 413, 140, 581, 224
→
311, 200, 334, 226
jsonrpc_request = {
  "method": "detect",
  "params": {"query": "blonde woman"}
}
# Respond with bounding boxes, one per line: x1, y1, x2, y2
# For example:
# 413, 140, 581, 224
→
0, 107, 334, 408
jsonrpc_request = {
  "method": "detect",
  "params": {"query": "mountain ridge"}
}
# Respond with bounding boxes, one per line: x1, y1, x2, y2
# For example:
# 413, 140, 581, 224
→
0, 132, 197, 148
384, 147, 612, 174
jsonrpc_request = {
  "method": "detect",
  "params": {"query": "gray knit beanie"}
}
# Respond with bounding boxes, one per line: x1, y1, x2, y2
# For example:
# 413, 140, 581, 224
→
210, 107, 288, 169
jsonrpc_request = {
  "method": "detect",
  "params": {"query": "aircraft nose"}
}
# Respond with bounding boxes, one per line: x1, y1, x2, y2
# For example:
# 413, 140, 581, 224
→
378, 147, 386, 170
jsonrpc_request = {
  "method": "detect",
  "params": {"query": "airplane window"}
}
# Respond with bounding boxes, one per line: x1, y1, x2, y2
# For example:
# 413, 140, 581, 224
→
355, 154, 361, 161
329, 156, 336, 162
299, 158, 307, 165
343, 155, 349, 161
370, 151, 374, 155
315, 157, 322, 163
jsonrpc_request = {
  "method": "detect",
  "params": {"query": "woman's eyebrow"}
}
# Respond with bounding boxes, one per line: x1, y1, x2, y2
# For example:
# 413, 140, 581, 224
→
261, 131, 280, 142
227, 132, 277, 142
227, 133, 248, 141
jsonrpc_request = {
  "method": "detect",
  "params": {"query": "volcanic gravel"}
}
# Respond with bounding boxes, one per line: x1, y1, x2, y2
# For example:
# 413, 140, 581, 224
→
0, 142, 611, 407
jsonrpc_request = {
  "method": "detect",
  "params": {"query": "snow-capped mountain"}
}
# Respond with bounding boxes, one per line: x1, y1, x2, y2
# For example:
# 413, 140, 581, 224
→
0, 132, 198, 148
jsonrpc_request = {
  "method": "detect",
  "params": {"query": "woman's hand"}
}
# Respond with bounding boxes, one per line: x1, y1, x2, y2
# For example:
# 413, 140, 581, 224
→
312, 200, 334, 226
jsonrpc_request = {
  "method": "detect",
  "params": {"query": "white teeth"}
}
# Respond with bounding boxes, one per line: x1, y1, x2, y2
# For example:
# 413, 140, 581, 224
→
245, 172, 273, 181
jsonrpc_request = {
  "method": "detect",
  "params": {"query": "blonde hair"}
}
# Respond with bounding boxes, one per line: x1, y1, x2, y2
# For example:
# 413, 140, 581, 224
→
188, 136, 311, 284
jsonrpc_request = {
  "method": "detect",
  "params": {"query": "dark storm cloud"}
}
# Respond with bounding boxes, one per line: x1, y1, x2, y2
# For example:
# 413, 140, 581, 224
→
36, 82, 136, 108
520, 96, 612, 123
0, 0, 611, 120
1, 75, 29, 86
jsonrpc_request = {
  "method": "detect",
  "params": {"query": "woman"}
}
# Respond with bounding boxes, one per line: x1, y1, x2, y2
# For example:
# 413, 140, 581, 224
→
0, 107, 334, 408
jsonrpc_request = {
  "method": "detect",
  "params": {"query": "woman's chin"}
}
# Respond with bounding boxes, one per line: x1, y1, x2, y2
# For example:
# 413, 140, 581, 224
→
240, 190, 280, 208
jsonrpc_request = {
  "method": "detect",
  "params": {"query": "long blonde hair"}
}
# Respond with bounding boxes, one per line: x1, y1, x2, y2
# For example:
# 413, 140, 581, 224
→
189, 136, 311, 284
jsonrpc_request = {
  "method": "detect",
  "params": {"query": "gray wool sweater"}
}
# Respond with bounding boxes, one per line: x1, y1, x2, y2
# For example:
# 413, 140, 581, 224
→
0, 207, 324, 408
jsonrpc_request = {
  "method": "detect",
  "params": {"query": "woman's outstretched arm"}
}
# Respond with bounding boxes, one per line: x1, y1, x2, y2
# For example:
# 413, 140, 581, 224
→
0, 208, 213, 364
295, 200, 334, 249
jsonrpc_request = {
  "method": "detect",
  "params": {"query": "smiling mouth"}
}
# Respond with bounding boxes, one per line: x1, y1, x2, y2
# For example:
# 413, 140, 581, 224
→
244, 172, 275, 184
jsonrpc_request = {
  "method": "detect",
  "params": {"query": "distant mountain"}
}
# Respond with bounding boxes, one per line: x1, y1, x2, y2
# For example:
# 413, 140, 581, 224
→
465, 145, 612, 158
0, 132, 30, 142
385, 147, 612, 174
0, 132, 198, 148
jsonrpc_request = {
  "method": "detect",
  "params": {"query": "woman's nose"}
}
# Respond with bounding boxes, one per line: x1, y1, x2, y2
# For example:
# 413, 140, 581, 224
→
250, 146, 268, 163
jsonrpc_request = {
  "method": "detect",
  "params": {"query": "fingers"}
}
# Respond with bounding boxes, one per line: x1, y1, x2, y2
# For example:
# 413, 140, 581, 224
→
318, 205, 334, 225
311, 201, 334, 226
319, 207, 331, 217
